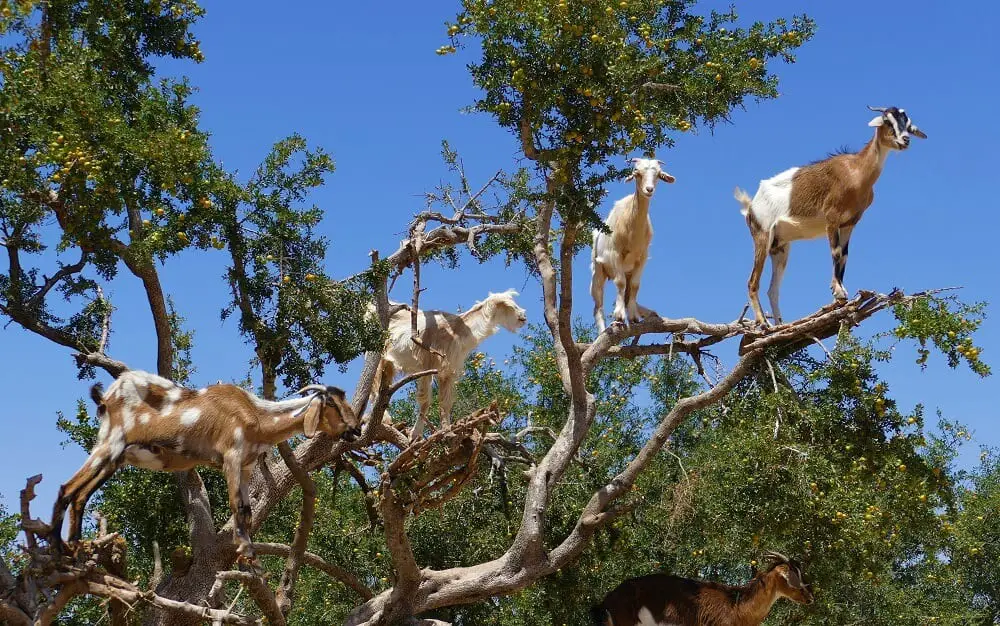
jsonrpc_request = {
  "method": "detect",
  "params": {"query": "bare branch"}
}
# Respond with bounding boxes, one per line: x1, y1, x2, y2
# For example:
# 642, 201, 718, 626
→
254, 543, 374, 600
274, 442, 316, 616
214, 570, 285, 626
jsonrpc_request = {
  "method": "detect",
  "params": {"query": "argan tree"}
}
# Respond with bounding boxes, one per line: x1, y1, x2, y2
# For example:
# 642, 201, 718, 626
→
0, 1, 990, 625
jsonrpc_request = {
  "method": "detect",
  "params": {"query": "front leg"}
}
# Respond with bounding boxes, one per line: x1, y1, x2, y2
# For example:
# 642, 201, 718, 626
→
625, 262, 651, 323
611, 273, 628, 325
826, 224, 848, 300
224, 454, 255, 563
437, 373, 455, 429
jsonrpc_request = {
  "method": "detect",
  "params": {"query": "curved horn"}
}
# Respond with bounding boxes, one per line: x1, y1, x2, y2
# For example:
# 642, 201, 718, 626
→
867, 105, 889, 113
764, 550, 790, 564
296, 384, 328, 396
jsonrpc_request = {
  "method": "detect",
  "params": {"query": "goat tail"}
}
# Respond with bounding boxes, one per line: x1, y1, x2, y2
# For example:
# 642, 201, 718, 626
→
90, 383, 105, 406
733, 187, 753, 217
590, 605, 611, 626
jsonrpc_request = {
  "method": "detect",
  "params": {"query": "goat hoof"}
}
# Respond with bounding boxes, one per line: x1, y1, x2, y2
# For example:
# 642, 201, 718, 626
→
236, 553, 262, 575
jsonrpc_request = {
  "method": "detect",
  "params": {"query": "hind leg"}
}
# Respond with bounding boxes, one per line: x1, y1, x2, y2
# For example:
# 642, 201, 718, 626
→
51, 445, 111, 547
767, 241, 790, 325
747, 228, 771, 326
590, 263, 608, 332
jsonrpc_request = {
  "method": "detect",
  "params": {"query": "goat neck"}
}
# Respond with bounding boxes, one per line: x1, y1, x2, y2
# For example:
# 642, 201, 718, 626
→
250, 394, 320, 442
855, 127, 891, 185
459, 301, 505, 345
731, 573, 783, 624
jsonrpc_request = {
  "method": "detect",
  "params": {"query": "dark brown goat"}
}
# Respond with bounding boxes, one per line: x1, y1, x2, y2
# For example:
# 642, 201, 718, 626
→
592, 552, 813, 626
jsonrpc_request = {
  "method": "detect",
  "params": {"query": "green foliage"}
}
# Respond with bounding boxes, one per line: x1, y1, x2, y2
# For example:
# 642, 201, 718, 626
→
215, 135, 382, 392
891, 293, 990, 376
449, 0, 814, 223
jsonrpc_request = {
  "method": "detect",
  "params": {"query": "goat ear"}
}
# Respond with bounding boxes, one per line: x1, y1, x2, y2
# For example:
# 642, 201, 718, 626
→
624, 172, 636, 182
301, 398, 322, 438
909, 125, 927, 139
868, 115, 884, 128
658, 171, 675, 184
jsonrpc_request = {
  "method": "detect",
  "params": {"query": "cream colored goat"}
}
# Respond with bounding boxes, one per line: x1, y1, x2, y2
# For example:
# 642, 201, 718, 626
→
50, 370, 359, 560
371, 290, 526, 441
591, 157, 675, 332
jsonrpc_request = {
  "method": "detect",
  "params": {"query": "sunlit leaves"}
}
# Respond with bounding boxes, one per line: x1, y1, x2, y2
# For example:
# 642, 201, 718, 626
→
448, 0, 815, 223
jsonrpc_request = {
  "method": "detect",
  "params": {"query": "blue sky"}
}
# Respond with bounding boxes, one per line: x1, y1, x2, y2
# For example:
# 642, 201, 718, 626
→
2, 1, 997, 514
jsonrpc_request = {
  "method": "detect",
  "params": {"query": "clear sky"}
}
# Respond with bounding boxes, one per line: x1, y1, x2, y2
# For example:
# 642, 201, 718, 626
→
2, 0, 997, 515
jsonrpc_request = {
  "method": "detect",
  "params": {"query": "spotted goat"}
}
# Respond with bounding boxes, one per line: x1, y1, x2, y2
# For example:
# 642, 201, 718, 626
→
50, 371, 359, 560
592, 552, 813, 626
735, 106, 926, 325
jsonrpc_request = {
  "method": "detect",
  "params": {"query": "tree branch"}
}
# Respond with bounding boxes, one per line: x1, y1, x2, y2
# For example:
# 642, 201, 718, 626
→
254, 543, 374, 600
274, 442, 316, 617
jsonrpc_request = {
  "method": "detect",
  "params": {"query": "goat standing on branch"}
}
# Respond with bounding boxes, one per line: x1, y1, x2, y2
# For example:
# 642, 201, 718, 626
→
50, 371, 359, 562
371, 290, 526, 441
592, 551, 813, 626
735, 106, 926, 325
591, 157, 675, 332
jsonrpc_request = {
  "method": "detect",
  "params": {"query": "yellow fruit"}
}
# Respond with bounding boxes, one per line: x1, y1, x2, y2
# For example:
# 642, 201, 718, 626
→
156, 208, 165, 216
305, 273, 317, 281
282, 275, 291, 284
695, 38, 702, 45
898, 464, 907, 472
142, 219, 151, 227
715, 73, 722, 81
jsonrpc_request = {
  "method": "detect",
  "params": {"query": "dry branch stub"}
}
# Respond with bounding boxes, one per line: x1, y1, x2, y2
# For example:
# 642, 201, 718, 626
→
385, 403, 500, 516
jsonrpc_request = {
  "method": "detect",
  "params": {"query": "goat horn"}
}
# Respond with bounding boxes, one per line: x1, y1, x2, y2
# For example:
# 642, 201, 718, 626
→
297, 384, 328, 396
867, 105, 889, 113
763, 551, 790, 563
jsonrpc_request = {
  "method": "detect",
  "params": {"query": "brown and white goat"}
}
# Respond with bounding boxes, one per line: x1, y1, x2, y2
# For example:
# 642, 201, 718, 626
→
591, 157, 675, 332
370, 290, 526, 441
592, 552, 814, 626
735, 106, 926, 325
50, 370, 359, 559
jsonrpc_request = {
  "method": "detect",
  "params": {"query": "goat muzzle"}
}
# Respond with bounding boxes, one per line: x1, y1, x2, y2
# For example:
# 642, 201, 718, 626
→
342, 426, 361, 442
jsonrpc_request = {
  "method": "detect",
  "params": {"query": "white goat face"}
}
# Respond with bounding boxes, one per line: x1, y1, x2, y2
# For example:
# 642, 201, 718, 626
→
867, 106, 926, 150
488, 290, 527, 333
625, 157, 675, 197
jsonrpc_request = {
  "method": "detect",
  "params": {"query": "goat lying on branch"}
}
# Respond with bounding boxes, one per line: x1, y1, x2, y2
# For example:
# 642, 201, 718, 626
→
371, 290, 526, 440
735, 106, 926, 325
50, 370, 359, 561
592, 551, 813, 626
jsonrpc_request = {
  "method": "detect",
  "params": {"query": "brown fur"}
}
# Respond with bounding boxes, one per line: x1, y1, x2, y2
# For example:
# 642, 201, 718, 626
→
740, 121, 915, 325
51, 371, 358, 558
595, 560, 813, 626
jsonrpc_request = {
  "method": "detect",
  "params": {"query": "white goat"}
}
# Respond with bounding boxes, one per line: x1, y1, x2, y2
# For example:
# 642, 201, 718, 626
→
735, 106, 926, 325
50, 371, 359, 560
371, 290, 526, 441
590, 157, 675, 332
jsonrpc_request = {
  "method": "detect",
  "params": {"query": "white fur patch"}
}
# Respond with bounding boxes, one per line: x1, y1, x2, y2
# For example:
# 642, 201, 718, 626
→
97, 419, 110, 444
180, 408, 201, 426
637, 606, 668, 626
108, 427, 125, 459
126, 447, 164, 470
749, 167, 800, 233
88, 453, 104, 469
167, 387, 183, 402
233, 427, 243, 446
139, 412, 151, 425
123, 408, 135, 433
198, 387, 208, 395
